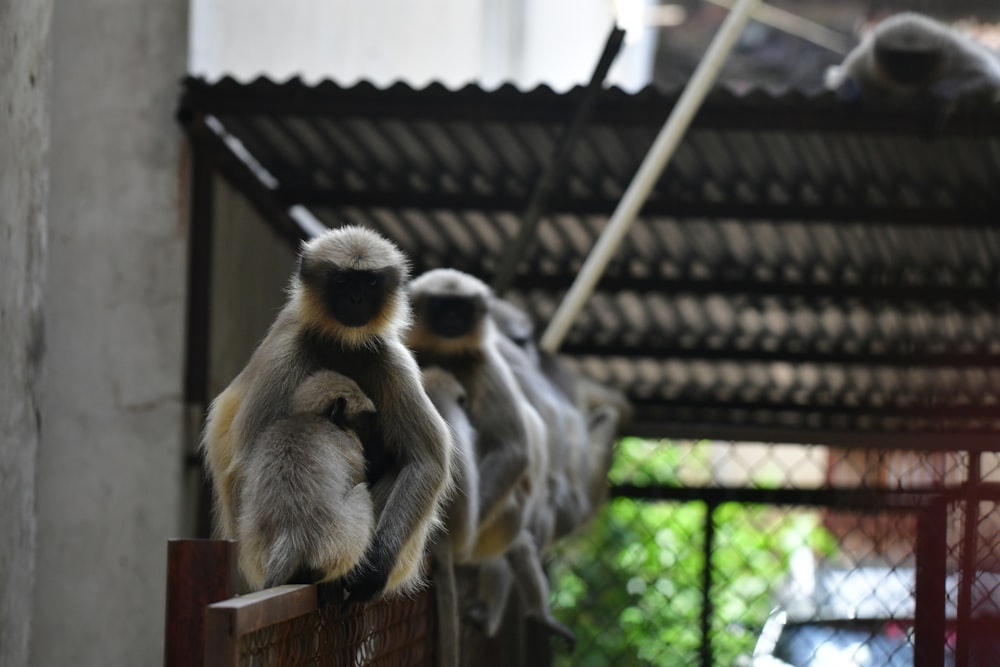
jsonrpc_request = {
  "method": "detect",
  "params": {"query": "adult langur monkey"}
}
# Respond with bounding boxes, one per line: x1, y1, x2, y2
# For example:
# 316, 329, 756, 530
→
489, 297, 590, 540
407, 269, 574, 647
407, 269, 533, 535
422, 364, 567, 662
490, 297, 631, 531
825, 12, 1000, 104
202, 226, 453, 601
543, 355, 632, 527
237, 371, 376, 590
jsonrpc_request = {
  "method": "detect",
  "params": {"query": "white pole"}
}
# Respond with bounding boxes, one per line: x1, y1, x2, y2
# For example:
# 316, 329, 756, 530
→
704, 0, 852, 55
539, 0, 762, 354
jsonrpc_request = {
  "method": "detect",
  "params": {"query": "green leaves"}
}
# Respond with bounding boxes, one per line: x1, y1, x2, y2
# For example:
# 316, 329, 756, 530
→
548, 438, 837, 666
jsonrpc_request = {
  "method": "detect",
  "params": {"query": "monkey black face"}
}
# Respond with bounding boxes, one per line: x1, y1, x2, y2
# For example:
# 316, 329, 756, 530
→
322, 269, 390, 328
875, 43, 944, 86
426, 295, 480, 339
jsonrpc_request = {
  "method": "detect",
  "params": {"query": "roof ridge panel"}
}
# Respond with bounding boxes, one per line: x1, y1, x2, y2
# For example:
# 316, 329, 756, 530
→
179, 76, 1000, 135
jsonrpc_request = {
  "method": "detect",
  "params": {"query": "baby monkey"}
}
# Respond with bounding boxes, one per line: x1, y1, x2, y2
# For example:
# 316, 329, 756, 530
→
237, 370, 376, 591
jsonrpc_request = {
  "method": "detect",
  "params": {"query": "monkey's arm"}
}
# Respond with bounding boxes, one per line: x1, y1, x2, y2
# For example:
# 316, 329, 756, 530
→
346, 344, 452, 600
474, 360, 531, 525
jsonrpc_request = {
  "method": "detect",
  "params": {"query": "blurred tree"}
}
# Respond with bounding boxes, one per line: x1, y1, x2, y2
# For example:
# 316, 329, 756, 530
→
548, 438, 837, 666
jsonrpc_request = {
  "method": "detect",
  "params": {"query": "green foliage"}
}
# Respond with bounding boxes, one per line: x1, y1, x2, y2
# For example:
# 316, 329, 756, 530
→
548, 438, 837, 666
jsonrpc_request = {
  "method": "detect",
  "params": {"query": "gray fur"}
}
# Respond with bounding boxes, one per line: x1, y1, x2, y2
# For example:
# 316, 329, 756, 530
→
423, 366, 480, 559
237, 370, 375, 590
826, 12, 1000, 103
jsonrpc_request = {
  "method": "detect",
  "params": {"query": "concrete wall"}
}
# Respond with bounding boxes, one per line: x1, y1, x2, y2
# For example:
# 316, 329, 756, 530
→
32, 0, 190, 664
0, 1, 51, 665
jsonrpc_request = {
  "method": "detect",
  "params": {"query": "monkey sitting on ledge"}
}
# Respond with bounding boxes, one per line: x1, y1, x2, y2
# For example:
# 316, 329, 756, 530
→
407, 269, 574, 648
202, 225, 453, 602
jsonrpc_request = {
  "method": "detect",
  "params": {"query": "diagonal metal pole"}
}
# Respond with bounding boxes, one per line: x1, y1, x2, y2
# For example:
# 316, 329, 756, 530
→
492, 24, 626, 295
539, 0, 762, 354
705, 0, 852, 54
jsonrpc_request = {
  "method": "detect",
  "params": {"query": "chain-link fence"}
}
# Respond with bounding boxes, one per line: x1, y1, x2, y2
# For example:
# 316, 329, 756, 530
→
546, 438, 1000, 667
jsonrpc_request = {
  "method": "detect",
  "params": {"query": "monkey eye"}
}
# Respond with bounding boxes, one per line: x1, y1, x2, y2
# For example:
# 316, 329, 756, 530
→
512, 336, 531, 348
369, 277, 377, 286
456, 392, 468, 410
332, 273, 347, 285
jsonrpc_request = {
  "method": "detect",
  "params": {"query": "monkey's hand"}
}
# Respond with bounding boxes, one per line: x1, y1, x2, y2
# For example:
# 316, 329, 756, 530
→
342, 550, 391, 605
315, 581, 350, 609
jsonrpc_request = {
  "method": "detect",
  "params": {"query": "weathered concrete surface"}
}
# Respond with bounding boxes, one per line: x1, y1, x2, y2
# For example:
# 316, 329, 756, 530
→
0, 1, 51, 665
32, 0, 189, 664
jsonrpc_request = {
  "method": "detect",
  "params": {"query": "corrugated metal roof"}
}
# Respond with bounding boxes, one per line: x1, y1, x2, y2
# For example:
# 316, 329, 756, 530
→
179, 77, 1000, 444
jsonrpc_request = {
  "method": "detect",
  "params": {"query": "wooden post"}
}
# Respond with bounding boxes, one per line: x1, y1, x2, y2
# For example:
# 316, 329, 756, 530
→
163, 539, 238, 667
915, 500, 947, 667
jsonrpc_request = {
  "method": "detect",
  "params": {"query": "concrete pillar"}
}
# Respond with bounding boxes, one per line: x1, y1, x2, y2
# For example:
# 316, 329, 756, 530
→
33, 0, 189, 664
0, 2, 51, 665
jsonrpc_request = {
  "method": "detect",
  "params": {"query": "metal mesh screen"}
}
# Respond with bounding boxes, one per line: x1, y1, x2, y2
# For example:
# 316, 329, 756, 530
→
238, 590, 436, 667
546, 439, 1000, 667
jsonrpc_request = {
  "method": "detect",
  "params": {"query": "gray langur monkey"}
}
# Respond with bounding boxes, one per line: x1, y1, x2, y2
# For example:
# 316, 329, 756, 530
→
825, 12, 1000, 105
406, 269, 533, 539
202, 225, 452, 602
488, 297, 589, 542
237, 370, 376, 590
490, 297, 631, 532
407, 270, 573, 647
547, 354, 632, 528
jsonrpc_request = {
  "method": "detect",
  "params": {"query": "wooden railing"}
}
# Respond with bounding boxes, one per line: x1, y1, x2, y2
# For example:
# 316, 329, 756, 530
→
164, 539, 436, 667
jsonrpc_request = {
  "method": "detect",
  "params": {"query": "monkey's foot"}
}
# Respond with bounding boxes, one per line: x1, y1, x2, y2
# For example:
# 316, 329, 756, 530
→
530, 616, 576, 652
462, 602, 492, 634
315, 581, 349, 609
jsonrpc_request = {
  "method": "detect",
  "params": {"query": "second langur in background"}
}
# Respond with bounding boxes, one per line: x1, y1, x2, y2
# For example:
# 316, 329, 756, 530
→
202, 226, 453, 602
825, 12, 1000, 104
237, 371, 376, 591
407, 268, 533, 544
407, 269, 573, 646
